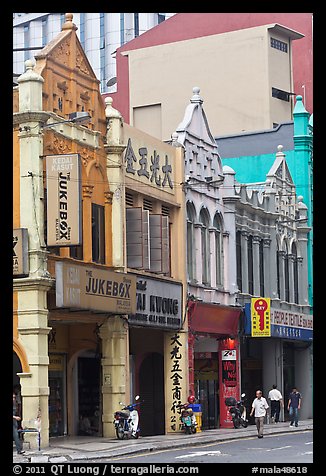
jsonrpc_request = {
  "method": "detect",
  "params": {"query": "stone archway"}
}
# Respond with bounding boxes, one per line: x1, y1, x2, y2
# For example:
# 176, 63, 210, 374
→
13, 339, 30, 374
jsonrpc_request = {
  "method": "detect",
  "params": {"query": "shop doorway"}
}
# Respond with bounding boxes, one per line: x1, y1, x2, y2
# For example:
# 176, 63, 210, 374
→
283, 343, 295, 420
77, 353, 101, 436
49, 354, 67, 436
194, 354, 219, 429
13, 352, 23, 433
139, 352, 165, 436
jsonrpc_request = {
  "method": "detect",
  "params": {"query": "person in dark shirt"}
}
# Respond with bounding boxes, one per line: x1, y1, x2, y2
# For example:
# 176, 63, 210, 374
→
287, 387, 302, 427
13, 393, 25, 454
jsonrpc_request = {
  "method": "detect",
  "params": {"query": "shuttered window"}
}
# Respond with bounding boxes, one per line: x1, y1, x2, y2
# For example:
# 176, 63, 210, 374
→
126, 208, 150, 269
126, 208, 170, 274
149, 214, 170, 274
92, 203, 105, 264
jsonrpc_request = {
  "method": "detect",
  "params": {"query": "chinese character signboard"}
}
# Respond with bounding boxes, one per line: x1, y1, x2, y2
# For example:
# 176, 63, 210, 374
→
46, 154, 82, 246
123, 124, 175, 195
165, 331, 187, 433
251, 297, 271, 337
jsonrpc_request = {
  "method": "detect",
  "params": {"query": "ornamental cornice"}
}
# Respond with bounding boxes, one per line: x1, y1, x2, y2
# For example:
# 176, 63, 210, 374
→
13, 276, 54, 292
13, 111, 51, 126
105, 144, 126, 155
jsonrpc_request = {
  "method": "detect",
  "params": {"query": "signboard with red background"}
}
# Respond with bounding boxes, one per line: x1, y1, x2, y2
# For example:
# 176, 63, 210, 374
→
218, 338, 240, 428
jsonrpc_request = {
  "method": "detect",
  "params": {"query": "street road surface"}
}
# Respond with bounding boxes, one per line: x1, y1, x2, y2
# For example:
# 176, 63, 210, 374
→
87, 431, 312, 464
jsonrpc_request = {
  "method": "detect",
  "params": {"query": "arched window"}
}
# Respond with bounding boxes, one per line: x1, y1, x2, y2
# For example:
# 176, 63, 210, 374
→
276, 243, 281, 299
284, 242, 290, 302
259, 239, 264, 296
292, 242, 299, 304
199, 208, 210, 285
248, 235, 254, 295
236, 230, 242, 292
186, 202, 196, 281
213, 213, 223, 286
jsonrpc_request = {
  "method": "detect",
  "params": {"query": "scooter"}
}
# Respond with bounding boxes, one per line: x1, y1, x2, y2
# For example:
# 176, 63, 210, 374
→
177, 402, 197, 434
225, 393, 248, 429
113, 395, 141, 439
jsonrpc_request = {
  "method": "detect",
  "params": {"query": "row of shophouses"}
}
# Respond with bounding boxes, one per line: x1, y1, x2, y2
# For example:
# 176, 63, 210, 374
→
13, 16, 313, 448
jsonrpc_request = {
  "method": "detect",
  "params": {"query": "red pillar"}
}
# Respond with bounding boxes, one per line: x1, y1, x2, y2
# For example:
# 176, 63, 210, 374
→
218, 337, 240, 428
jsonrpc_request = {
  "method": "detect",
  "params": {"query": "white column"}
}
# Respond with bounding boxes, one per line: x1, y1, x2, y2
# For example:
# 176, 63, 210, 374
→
252, 235, 260, 296
241, 231, 249, 294
104, 97, 126, 269
15, 60, 53, 448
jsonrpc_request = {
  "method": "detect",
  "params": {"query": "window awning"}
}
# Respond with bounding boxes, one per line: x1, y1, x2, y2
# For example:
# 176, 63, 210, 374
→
189, 302, 242, 336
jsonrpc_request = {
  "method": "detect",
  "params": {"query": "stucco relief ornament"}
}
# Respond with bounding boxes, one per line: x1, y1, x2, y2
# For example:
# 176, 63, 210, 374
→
79, 147, 91, 167
46, 136, 72, 155
76, 49, 90, 75
52, 39, 71, 67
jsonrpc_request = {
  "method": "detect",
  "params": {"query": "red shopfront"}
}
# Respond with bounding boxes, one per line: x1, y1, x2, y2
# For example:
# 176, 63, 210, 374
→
188, 301, 242, 429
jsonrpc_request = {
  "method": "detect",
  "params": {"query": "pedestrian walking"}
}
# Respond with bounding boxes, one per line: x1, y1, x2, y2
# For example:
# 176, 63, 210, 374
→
287, 387, 302, 427
13, 393, 25, 454
268, 384, 283, 423
250, 390, 269, 438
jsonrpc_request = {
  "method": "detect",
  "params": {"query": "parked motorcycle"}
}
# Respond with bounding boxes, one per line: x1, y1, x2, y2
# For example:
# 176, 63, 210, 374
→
113, 395, 141, 439
225, 393, 248, 429
177, 402, 197, 434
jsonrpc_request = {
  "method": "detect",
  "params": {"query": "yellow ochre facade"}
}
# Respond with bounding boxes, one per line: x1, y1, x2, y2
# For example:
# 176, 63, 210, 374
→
13, 14, 188, 448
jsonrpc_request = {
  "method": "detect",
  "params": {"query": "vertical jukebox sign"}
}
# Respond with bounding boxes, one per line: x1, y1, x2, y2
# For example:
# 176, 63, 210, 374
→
46, 154, 82, 247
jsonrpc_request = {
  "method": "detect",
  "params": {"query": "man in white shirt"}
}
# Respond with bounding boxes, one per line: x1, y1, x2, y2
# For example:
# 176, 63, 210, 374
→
268, 384, 283, 423
250, 390, 269, 438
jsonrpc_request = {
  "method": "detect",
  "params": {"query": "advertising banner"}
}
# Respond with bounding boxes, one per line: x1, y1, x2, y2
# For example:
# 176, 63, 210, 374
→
221, 349, 237, 387
128, 276, 182, 329
55, 261, 136, 315
244, 303, 313, 341
219, 340, 240, 429
46, 154, 82, 246
251, 297, 271, 337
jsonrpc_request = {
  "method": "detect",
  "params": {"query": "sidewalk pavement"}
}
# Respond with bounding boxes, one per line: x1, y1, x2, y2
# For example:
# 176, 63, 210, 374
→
13, 419, 313, 463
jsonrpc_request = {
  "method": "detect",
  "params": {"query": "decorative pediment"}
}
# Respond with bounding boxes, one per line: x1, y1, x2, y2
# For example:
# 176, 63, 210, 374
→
49, 37, 71, 67
175, 87, 223, 177
266, 145, 294, 185
35, 14, 97, 80
75, 43, 94, 77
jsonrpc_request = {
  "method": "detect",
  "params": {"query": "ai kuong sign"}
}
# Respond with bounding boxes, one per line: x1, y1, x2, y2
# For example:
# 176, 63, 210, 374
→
46, 154, 82, 246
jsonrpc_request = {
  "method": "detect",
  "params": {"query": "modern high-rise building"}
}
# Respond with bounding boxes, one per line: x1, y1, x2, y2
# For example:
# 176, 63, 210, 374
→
13, 13, 175, 92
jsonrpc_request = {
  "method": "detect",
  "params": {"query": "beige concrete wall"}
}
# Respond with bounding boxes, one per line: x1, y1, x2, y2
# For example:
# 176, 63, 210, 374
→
267, 31, 294, 126
126, 25, 295, 140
